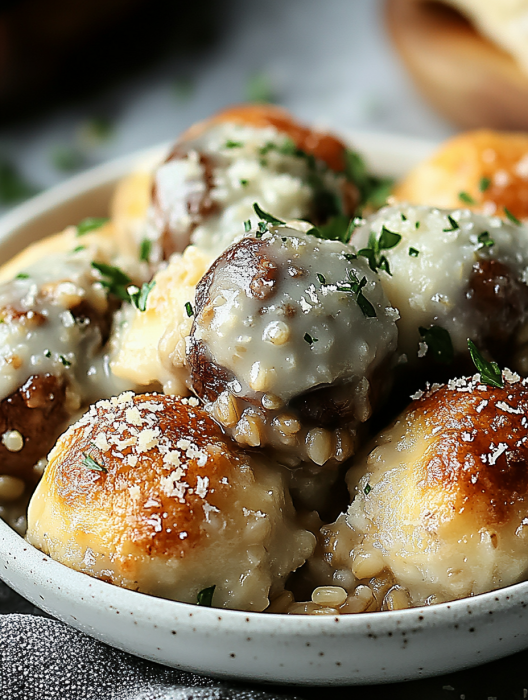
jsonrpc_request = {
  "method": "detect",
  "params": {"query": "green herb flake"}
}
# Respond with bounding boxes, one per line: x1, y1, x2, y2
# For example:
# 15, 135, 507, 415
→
307, 215, 354, 244
418, 325, 454, 365
364, 483, 372, 496
172, 78, 194, 101
409, 247, 419, 257
317, 273, 326, 284
51, 146, 85, 172
0, 159, 38, 204
77, 217, 109, 236
479, 176, 491, 193
15, 273, 29, 279
185, 301, 194, 318
196, 585, 216, 607
504, 207, 522, 226
443, 215, 459, 232
59, 355, 72, 367
244, 220, 251, 233
477, 231, 494, 249
343, 253, 357, 262
401, 213, 407, 221
459, 191, 476, 205
245, 72, 275, 104
415, 221, 420, 229
73, 245, 86, 253
343, 149, 394, 209
43, 349, 52, 358
253, 202, 285, 226
224, 140, 243, 149
304, 333, 318, 345
467, 339, 503, 388
240, 179, 249, 187
82, 452, 107, 473
91, 262, 132, 302
129, 280, 156, 313
378, 226, 402, 251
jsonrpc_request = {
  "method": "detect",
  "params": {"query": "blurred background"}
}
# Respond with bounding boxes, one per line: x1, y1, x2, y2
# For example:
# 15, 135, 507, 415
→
1, 0, 527, 213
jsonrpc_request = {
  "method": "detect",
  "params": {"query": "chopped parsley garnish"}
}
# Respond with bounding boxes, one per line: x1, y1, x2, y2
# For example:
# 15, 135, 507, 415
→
82, 452, 107, 473
43, 349, 51, 358
477, 231, 494, 249
15, 273, 29, 279
307, 215, 354, 244
77, 217, 109, 236
185, 301, 194, 317
364, 483, 372, 496
253, 202, 285, 226
443, 215, 459, 232
51, 146, 85, 172
91, 262, 132, 301
357, 226, 401, 275
196, 585, 216, 607
415, 221, 420, 229
504, 207, 521, 226
479, 176, 491, 193
139, 238, 152, 263
401, 213, 407, 221
337, 270, 377, 318
244, 220, 251, 233
418, 325, 454, 365
224, 140, 243, 149
344, 149, 393, 209
245, 72, 275, 103
240, 179, 249, 187
409, 247, 419, 257
73, 245, 86, 253
172, 77, 194, 101
467, 339, 503, 388
317, 273, 326, 284
59, 355, 71, 367
343, 253, 357, 262
304, 333, 318, 345
129, 281, 156, 313
0, 159, 38, 204
458, 191, 475, 205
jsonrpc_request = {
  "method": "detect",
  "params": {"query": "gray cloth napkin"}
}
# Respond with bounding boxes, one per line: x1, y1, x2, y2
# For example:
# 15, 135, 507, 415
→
2, 581, 528, 700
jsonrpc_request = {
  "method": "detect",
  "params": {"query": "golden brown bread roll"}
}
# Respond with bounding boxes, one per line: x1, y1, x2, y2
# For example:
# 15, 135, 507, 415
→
26, 392, 315, 611
322, 371, 528, 608
394, 130, 528, 221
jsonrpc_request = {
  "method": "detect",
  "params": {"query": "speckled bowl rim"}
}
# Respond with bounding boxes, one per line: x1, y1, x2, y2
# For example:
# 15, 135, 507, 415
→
2, 131, 528, 685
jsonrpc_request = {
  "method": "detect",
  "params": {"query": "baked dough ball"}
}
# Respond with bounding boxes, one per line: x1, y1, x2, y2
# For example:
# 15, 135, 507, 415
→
110, 245, 211, 393
322, 372, 528, 608
394, 130, 528, 221
351, 203, 528, 370
26, 392, 315, 611
0, 226, 137, 488
187, 225, 399, 467
144, 104, 360, 262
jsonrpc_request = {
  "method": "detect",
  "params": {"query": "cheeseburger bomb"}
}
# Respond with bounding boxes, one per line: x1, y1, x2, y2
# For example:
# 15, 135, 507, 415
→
27, 393, 315, 611
187, 225, 399, 468
322, 371, 528, 609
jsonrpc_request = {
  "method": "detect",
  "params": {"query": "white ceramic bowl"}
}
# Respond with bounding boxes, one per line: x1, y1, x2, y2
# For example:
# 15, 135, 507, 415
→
3, 133, 528, 686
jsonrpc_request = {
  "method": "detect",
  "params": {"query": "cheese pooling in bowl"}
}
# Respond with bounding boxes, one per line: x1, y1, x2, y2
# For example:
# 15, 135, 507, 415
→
321, 372, 528, 609
26, 392, 315, 611
352, 204, 528, 371
187, 225, 399, 467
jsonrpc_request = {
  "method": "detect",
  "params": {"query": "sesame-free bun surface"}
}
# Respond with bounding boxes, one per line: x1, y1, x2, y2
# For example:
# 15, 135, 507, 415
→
323, 373, 528, 607
26, 392, 315, 611
394, 130, 528, 221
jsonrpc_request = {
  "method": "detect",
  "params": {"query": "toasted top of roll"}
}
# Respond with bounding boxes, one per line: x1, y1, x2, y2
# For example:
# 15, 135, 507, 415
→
394, 130, 528, 221
27, 392, 315, 610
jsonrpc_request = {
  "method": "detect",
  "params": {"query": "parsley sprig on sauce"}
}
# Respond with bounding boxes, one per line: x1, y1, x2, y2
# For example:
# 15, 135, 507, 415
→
357, 226, 402, 275
467, 339, 503, 388
91, 262, 155, 312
